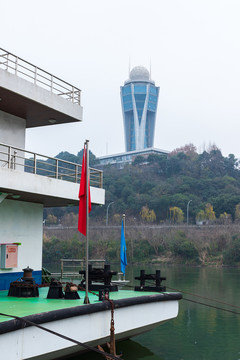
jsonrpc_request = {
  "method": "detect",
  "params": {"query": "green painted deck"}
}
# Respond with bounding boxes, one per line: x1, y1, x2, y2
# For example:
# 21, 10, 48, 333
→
0, 288, 160, 323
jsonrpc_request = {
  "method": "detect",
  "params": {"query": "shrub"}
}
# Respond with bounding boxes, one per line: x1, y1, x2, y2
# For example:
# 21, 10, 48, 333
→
105, 240, 120, 263
223, 235, 240, 265
42, 236, 84, 263
132, 239, 155, 262
170, 232, 199, 261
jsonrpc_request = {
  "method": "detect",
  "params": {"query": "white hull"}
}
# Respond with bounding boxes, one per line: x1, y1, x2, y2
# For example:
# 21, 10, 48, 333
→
0, 296, 179, 360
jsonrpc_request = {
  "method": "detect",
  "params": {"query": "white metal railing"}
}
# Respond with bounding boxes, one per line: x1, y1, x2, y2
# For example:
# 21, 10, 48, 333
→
49, 259, 106, 281
0, 143, 103, 188
0, 48, 81, 104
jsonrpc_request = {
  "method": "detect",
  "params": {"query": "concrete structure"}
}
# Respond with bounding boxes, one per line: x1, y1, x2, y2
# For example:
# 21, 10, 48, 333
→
0, 48, 82, 129
120, 66, 160, 152
97, 147, 168, 169
0, 48, 105, 289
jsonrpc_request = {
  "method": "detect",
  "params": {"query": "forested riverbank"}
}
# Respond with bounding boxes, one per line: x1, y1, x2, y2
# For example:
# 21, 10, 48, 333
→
42, 144, 240, 268
43, 224, 240, 267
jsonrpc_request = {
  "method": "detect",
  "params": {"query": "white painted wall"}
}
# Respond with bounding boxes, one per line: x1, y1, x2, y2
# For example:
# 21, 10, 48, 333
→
0, 110, 26, 170
0, 110, 26, 148
0, 199, 43, 273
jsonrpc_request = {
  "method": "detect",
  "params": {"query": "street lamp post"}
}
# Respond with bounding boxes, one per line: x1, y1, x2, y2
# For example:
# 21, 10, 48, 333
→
106, 202, 114, 226
187, 200, 192, 226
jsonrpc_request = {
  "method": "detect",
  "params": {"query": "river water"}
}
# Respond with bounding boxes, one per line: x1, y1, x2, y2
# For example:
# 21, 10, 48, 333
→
59, 265, 240, 360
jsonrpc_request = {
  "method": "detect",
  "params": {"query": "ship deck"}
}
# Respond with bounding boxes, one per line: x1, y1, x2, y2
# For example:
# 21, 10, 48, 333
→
0, 287, 182, 360
0, 287, 179, 324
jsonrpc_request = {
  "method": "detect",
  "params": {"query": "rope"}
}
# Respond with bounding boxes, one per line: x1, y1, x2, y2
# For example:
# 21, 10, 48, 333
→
130, 278, 240, 315
0, 312, 124, 360
134, 278, 240, 312
166, 285, 240, 310
78, 285, 99, 297
183, 298, 240, 315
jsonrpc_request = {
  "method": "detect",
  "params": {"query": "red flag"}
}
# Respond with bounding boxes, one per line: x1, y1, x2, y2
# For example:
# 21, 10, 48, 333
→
78, 146, 91, 235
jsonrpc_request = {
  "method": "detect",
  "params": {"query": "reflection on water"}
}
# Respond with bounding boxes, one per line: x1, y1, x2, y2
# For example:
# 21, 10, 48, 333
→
46, 265, 240, 360
76, 340, 157, 360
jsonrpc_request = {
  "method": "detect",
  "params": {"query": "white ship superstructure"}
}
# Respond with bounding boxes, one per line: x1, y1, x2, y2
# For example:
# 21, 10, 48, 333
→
0, 48, 104, 289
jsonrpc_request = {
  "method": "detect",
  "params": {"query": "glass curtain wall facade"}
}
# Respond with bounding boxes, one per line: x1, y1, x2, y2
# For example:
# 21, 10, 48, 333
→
120, 66, 160, 152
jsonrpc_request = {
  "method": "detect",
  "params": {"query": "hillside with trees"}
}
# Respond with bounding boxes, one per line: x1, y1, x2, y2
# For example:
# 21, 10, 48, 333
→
45, 143, 240, 225
101, 144, 240, 224
43, 144, 240, 266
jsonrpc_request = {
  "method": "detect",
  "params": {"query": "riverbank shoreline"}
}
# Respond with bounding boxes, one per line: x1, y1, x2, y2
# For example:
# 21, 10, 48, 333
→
43, 224, 240, 267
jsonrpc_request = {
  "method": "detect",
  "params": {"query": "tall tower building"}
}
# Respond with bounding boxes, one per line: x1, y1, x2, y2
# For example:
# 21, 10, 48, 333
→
120, 65, 160, 152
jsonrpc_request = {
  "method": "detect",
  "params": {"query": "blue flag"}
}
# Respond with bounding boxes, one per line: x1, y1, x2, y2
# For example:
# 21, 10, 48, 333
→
120, 220, 127, 275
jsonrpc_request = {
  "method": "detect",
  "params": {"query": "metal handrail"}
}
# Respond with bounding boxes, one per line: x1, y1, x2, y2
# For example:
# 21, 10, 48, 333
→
0, 143, 103, 188
0, 48, 81, 104
59, 258, 105, 281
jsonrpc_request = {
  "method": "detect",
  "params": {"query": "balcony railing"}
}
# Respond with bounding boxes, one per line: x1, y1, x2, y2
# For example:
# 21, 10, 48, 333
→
0, 143, 103, 188
0, 48, 81, 105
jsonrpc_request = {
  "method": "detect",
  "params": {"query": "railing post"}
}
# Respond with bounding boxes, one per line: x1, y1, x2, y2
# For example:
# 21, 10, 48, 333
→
72, 86, 74, 103
75, 164, 78, 183
56, 159, 58, 179
34, 153, 37, 174
51, 75, 53, 92
8, 146, 11, 169
34, 66, 37, 84
78, 91, 80, 105
15, 56, 18, 75
13, 151, 17, 170
6, 53, 9, 71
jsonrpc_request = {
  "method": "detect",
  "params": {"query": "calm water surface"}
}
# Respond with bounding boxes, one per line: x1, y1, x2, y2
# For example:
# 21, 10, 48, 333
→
52, 265, 240, 360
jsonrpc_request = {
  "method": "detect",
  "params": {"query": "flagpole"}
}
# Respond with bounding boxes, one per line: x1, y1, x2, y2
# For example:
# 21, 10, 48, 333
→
123, 213, 125, 236
84, 140, 90, 304
122, 213, 125, 280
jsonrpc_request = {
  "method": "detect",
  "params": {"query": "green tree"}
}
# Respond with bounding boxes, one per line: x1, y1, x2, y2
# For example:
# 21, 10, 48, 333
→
169, 207, 184, 223
170, 231, 199, 262
169, 143, 197, 159
196, 210, 206, 223
133, 156, 145, 166
46, 214, 58, 225
219, 212, 232, 224
205, 203, 216, 222
61, 212, 78, 226
235, 203, 240, 222
140, 206, 156, 223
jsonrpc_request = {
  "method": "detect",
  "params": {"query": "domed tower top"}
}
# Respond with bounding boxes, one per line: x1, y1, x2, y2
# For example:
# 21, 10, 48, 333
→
125, 65, 154, 85
130, 66, 150, 81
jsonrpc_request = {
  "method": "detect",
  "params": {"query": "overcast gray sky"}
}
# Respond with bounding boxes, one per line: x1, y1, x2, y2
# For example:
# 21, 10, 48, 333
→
1, 0, 240, 158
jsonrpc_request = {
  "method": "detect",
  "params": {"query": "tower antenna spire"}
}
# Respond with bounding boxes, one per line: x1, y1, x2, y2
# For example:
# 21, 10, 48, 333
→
129, 57, 131, 77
